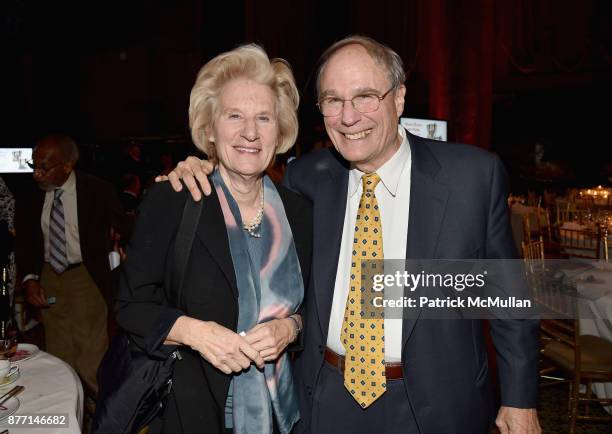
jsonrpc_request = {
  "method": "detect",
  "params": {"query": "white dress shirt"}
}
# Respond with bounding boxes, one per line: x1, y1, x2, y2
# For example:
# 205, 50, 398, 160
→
327, 126, 412, 362
41, 171, 83, 264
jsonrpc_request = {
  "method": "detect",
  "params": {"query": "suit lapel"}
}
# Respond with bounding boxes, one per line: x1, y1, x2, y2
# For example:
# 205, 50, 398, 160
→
313, 166, 348, 341
195, 189, 238, 299
402, 134, 449, 348
33, 189, 46, 266
74, 171, 92, 255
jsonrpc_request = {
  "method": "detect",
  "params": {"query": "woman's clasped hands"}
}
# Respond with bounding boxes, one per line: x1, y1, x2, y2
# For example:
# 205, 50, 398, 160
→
172, 316, 298, 375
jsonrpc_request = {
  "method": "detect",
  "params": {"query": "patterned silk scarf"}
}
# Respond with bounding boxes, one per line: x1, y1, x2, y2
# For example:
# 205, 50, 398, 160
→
212, 170, 303, 434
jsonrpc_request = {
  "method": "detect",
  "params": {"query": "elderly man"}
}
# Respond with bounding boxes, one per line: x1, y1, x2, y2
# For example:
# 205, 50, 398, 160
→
161, 36, 540, 434
15, 134, 125, 392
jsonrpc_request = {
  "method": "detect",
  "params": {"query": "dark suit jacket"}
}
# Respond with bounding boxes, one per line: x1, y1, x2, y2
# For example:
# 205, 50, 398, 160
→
284, 130, 539, 434
115, 181, 312, 434
15, 170, 126, 308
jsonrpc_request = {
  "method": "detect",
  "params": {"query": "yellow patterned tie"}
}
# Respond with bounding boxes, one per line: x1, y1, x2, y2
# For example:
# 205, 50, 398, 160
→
341, 173, 385, 408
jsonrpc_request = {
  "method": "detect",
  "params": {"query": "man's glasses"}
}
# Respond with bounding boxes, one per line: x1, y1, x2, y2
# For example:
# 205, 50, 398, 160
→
317, 86, 396, 117
26, 160, 63, 175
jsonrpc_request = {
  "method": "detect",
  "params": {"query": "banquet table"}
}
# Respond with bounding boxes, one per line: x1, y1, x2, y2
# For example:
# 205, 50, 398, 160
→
556, 197, 612, 211
0, 347, 83, 433
570, 263, 612, 413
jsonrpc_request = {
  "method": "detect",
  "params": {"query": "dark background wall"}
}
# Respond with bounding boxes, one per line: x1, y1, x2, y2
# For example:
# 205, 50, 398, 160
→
1, 0, 610, 185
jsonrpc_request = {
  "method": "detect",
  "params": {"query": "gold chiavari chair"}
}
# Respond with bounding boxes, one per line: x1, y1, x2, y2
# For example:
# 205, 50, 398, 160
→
556, 201, 574, 225
522, 236, 545, 268
527, 190, 541, 207
555, 202, 596, 226
521, 212, 544, 246
521, 235, 547, 321
603, 226, 610, 262
536, 207, 552, 242
522, 215, 534, 246
555, 226, 609, 261
540, 316, 612, 433
537, 207, 568, 257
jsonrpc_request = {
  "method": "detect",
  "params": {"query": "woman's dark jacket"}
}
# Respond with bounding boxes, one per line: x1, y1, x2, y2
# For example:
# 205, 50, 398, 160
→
115, 181, 313, 434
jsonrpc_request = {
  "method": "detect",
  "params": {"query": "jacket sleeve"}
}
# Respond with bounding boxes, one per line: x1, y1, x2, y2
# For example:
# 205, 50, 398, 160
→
485, 156, 539, 408
286, 194, 313, 353
283, 181, 313, 352
114, 183, 188, 357
282, 160, 303, 196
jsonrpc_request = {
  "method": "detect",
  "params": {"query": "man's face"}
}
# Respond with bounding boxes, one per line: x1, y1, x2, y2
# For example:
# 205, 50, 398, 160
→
128, 144, 142, 161
32, 142, 72, 191
319, 45, 406, 173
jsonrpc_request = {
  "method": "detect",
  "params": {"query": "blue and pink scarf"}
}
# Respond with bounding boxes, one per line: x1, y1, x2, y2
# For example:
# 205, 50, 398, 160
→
212, 169, 303, 434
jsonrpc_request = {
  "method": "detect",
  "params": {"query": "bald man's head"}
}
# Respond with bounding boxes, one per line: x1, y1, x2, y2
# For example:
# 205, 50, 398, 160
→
32, 135, 79, 191
36, 135, 80, 164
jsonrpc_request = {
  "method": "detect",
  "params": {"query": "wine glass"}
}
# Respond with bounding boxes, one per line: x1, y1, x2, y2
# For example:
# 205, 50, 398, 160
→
0, 337, 18, 360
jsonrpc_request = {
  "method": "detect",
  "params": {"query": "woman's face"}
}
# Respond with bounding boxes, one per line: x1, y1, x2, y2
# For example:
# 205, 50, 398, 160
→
210, 78, 279, 179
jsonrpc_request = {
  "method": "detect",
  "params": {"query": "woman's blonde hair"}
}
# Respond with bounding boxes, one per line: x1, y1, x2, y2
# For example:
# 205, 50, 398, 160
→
189, 44, 299, 163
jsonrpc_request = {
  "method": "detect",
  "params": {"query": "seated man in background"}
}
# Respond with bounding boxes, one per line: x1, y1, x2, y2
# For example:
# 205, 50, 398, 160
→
15, 134, 126, 393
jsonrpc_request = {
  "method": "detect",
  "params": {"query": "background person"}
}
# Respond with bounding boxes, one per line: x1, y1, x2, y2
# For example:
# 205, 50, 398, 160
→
15, 134, 126, 393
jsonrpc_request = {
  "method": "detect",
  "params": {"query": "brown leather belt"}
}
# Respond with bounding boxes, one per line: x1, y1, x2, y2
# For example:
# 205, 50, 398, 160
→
324, 347, 404, 380
47, 262, 82, 274
65, 262, 83, 272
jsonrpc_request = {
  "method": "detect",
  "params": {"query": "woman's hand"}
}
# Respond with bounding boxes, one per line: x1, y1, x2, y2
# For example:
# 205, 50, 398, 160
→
244, 317, 299, 361
168, 316, 264, 374
155, 157, 214, 201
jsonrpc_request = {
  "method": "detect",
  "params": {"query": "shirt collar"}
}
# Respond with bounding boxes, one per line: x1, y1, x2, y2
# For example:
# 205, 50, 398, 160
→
348, 125, 411, 198
57, 171, 76, 194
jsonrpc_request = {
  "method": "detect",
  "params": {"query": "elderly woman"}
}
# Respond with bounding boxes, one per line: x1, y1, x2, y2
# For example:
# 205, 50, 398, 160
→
115, 45, 312, 434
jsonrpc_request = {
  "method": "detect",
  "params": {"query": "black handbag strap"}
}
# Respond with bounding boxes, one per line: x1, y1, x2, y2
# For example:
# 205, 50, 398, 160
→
172, 195, 204, 310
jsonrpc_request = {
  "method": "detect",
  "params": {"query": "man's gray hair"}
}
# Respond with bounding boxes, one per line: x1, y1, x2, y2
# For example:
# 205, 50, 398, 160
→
315, 35, 406, 98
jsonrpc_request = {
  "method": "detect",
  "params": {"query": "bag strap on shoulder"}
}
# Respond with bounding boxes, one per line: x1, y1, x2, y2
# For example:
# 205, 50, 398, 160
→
172, 194, 204, 311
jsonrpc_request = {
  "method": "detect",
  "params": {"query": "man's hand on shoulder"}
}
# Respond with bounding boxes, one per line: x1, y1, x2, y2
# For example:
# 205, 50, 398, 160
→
496, 406, 541, 434
154, 156, 214, 201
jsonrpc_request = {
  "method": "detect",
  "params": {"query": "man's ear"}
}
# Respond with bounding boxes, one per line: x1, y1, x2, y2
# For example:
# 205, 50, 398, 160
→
394, 84, 406, 117
63, 161, 75, 174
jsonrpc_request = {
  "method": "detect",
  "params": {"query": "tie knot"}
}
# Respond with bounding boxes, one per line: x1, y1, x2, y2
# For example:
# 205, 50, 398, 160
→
54, 189, 64, 200
361, 173, 381, 193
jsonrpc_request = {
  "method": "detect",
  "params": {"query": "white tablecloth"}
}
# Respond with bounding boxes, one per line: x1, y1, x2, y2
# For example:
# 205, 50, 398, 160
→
573, 265, 612, 413
0, 349, 83, 433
